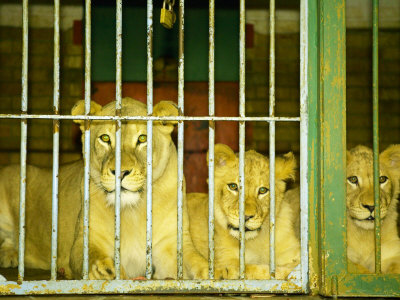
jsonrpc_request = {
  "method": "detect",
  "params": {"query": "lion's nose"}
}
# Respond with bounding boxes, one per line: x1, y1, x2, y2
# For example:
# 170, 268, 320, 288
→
110, 169, 131, 179
362, 204, 375, 212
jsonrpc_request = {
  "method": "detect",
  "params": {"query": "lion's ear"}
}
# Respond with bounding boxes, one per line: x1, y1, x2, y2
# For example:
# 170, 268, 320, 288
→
208, 144, 236, 168
153, 101, 179, 134
380, 144, 400, 170
275, 152, 297, 182
71, 100, 103, 130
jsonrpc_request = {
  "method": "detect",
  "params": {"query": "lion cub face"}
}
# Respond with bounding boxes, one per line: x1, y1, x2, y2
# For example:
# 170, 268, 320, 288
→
72, 98, 178, 208
347, 145, 400, 230
211, 144, 296, 240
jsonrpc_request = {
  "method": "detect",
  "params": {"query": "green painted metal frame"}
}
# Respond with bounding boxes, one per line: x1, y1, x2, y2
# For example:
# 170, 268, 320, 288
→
308, 0, 400, 296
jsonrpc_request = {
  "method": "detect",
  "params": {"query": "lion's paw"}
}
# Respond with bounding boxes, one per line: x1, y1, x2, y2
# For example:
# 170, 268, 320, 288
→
0, 247, 18, 268
275, 265, 294, 279
245, 264, 270, 280
191, 265, 209, 279
89, 257, 119, 280
214, 265, 239, 279
386, 262, 400, 274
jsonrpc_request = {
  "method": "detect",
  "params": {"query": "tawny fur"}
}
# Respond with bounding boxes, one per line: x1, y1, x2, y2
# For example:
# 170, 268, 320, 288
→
346, 145, 400, 273
286, 144, 400, 274
187, 144, 300, 279
0, 97, 208, 279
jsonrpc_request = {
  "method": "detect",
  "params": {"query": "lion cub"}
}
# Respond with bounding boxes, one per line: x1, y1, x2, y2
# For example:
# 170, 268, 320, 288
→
346, 145, 400, 273
187, 144, 300, 279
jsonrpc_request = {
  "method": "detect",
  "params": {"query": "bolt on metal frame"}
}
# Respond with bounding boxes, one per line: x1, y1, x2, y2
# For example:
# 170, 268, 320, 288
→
0, 0, 309, 294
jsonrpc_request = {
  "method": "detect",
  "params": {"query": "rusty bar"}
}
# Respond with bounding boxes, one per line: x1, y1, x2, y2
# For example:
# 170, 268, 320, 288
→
145, 0, 154, 280
50, 0, 60, 281
0, 115, 300, 122
372, 0, 381, 274
114, 0, 123, 280
18, 0, 29, 282
82, 0, 92, 280
176, 0, 185, 280
207, 0, 215, 279
238, 0, 246, 280
299, 0, 309, 291
0, 278, 303, 295
268, 0, 276, 278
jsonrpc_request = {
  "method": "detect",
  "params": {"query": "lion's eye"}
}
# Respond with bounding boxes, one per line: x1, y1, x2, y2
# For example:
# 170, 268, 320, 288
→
258, 187, 269, 194
100, 134, 110, 143
347, 176, 358, 184
379, 176, 388, 184
138, 134, 147, 144
228, 183, 238, 191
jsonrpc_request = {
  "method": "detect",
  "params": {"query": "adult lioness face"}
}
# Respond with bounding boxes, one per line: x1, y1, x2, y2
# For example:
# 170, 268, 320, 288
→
346, 145, 400, 230
211, 144, 296, 240
72, 98, 178, 208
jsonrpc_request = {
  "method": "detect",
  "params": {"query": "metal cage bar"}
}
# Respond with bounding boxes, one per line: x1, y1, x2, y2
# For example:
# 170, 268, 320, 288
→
18, 0, 29, 282
0, 279, 304, 294
82, 0, 92, 280
299, 0, 309, 292
372, 0, 381, 275
238, 0, 246, 280
0, 115, 300, 122
176, 0, 185, 280
114, 0, 123, 280
0, 0, 312, 295
268, 0, 276, 278
145, 0, 154, 280
50, 0, 60, 281
207, 0, 216, 280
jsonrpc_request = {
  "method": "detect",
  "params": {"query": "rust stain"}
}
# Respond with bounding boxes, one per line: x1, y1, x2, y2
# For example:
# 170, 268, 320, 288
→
208, 120, 215, 130
0, 283, 20, 294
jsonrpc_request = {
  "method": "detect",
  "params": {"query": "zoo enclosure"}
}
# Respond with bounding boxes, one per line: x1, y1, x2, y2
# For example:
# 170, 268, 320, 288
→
0, 0, 398, 297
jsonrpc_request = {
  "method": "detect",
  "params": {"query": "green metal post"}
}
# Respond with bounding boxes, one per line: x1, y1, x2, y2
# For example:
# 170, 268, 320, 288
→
319, 0, 347, 296
307, 0, 321, 295
372, 0, 381, 275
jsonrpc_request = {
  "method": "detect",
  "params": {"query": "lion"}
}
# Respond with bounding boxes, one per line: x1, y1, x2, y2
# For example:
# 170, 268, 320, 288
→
286, 144, 400, 274
0, 97, 208, 280
187, 144, 300, 279
346, 145, 400, 273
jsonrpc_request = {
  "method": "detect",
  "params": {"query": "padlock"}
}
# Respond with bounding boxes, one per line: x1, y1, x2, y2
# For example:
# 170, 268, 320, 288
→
160, 0, 176, 29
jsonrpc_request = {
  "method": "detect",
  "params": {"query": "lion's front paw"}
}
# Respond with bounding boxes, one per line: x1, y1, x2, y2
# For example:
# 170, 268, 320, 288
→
386, 262, 400, 274
89, 257, 125, 280
245, 264, 270, 280
275, 265, 295, 279
214, 265, 239, 279
191, 265, 209, 279
0, 247, 18, 268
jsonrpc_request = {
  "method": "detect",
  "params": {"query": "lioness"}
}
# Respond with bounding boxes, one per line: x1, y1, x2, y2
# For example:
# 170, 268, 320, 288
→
0, 97, 208, 280
187, 144, 300, 279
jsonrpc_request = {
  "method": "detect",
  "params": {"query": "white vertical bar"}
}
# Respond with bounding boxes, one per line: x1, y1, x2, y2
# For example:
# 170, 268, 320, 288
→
268, 0, 276, 279
114, 0, 123, 280
300, 0, 309, 292
208, 0, 215, 280
177, 0, 185, 280
238, 0, 246, 280
18, 0, 29, 282
50, 0, 60, 281
82, 0, 92, 280
145, 0, 154, 280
